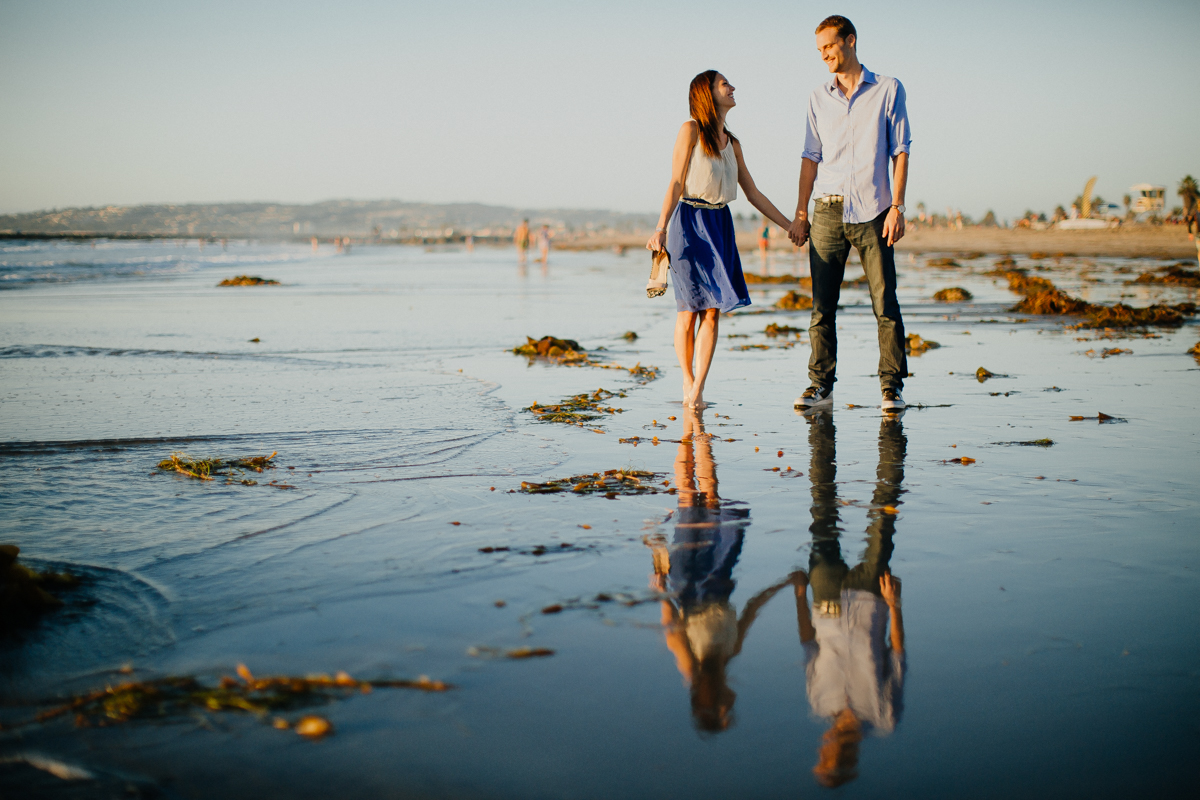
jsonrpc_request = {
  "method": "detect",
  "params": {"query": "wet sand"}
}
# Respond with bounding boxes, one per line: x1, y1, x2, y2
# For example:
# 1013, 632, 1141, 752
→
556, 226, 1199, 259
1, 241, 1198, 797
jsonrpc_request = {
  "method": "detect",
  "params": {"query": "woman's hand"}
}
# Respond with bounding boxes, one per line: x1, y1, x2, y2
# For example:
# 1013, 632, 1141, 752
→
646, 230, 666, 252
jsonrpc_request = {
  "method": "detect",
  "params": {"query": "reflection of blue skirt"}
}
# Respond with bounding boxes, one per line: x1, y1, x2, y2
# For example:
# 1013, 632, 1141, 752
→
666, 202, 750, 313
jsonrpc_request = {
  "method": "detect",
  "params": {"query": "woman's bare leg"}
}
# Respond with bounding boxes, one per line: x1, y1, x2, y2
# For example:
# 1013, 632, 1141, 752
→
686, 309, 720, 409
675, 311, 698, 401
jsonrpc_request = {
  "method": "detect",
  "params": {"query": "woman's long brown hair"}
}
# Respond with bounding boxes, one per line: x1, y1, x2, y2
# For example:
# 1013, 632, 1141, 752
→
688, 70, 738, 158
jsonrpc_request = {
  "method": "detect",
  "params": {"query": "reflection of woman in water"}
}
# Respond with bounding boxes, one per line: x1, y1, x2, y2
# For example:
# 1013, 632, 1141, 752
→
794, 410, 907, 787
646, 408, 792, 732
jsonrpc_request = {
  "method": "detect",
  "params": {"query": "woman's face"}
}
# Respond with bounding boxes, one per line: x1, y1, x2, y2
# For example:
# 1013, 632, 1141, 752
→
712, 74, 736, 110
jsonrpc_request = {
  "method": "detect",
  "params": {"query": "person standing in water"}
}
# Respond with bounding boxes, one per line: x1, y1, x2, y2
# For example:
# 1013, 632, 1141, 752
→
537, 224, 552, 263
514, 219, 531, 262
758, 218, 771, 259
788, 15, 912, 412
647, 70, 793, 410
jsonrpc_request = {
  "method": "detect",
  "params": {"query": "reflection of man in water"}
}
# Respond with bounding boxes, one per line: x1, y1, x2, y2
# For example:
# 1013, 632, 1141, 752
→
795, 410, 907, 787
646, 408, 792, 732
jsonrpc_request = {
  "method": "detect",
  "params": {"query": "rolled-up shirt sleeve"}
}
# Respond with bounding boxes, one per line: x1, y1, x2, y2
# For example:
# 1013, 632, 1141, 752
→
888, 80, 911, 157
802, 93, 823, 163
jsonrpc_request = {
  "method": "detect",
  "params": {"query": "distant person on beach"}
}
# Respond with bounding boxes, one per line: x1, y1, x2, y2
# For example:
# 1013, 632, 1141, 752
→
537, 224, 552, 263
789, 15, 911, 412
758, 219, 771, 257
647, 70, 793, 409
514, 219, 531, 262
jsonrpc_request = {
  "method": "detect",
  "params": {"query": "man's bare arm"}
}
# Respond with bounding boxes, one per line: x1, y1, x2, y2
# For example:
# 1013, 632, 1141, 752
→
883, 152, 909, 247
788, 158, 819, 246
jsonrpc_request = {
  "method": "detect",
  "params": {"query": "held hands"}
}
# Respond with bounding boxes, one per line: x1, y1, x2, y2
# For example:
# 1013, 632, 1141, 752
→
646, 231, 666, 252
884, 207, 906, 246
788, 215, 810, 247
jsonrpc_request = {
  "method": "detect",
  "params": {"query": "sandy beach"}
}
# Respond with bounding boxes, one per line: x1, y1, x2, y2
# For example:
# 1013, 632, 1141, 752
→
1, 240, 1197, 797
555, 225, 1200, 259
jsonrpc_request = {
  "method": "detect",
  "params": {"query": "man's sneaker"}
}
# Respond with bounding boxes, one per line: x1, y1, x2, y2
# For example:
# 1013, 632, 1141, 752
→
795, 385, 834, 408
882, 388, 906, 411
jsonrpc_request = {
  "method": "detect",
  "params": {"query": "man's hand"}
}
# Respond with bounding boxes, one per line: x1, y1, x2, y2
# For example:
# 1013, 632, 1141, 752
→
880, 571, 901, 607
883, 207, 905, 246
788, 215, 810, 247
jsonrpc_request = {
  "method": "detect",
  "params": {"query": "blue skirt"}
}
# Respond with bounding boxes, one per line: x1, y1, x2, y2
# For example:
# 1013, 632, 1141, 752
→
666, 202, 751, 313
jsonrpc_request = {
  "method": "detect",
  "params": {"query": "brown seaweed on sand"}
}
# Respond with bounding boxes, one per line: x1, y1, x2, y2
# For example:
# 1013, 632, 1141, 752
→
519, 468, 666, 497
764, 323, 804, 337
218, 276, 280, 286
999, 271, 1195, 327
6, 665, 450, 733
1128, 264, 1200, 287
511, 336, 660, 383
0, 545, 80, 632
743, 274, 807, 285
933, 287, 973, 302
524, 388, 626, 427
774, 290, 814, 310
1189, 341, 1200, 363
158, 451, 277, 482
926, 257, 961, 268
905, 334, 940, 356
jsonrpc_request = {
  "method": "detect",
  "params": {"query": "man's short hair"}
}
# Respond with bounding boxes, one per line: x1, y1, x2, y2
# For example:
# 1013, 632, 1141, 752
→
815, 15, 856, 45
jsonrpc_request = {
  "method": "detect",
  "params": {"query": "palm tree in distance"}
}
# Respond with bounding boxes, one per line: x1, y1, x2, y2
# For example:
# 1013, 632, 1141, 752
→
1179, 176, 1199, 215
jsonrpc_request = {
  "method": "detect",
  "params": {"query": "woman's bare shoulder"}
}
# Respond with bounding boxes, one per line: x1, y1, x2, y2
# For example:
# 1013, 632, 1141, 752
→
678, 120, 699, 138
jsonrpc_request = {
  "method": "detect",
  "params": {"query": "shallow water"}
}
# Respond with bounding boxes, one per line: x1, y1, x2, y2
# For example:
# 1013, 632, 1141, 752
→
1, 242, 1198, 798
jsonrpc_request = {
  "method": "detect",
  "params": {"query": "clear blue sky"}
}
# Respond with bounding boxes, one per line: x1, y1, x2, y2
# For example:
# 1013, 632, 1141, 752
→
1, 0, 1196, 221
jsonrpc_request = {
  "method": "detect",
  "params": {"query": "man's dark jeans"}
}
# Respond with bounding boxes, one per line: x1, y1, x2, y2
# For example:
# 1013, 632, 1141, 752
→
808, 202, 907, 391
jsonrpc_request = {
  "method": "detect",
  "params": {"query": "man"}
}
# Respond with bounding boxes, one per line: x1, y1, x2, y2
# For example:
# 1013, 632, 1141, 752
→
513, 218, 530, 262
789, 15, 911, 411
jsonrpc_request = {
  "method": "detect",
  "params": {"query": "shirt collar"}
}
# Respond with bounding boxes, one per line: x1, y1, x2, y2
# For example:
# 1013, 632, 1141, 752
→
826, 65, 877, 98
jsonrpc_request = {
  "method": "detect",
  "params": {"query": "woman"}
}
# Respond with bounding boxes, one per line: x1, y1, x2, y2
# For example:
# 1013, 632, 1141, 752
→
647, 71, 793, 409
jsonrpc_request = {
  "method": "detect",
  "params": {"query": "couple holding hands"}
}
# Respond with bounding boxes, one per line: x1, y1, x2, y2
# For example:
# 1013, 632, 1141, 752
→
646, 15, 911, 413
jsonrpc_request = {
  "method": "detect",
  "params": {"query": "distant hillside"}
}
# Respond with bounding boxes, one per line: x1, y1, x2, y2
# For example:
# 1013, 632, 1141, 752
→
0, 200, 659, 239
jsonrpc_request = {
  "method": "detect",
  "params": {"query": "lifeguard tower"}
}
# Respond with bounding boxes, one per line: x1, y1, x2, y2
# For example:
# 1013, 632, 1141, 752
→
1130, 184, 1165, 214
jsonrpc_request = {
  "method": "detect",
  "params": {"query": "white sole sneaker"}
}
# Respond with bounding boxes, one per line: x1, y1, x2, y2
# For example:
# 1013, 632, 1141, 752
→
881, 392, 906, 411
795, 390, 834, 408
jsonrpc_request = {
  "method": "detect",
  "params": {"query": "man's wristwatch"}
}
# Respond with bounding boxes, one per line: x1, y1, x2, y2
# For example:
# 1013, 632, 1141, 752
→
891, 204, 906, 214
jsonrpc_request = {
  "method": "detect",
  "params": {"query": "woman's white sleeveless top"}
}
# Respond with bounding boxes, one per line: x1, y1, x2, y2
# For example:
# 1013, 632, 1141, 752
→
684, 139, 738, 205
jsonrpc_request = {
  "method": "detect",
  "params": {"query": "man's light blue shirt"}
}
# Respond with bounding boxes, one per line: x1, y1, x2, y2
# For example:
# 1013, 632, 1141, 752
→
803, 66, 911, 224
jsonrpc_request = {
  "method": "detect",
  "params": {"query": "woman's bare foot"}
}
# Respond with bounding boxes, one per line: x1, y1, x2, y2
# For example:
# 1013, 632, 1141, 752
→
684, 389, 707, 410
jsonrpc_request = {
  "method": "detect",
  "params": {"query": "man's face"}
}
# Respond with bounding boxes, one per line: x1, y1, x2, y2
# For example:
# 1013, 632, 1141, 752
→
816, 28, 855, 73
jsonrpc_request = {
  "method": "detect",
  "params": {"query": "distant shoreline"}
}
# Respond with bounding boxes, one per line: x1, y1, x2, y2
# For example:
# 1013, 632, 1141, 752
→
3, 226, 1195, 259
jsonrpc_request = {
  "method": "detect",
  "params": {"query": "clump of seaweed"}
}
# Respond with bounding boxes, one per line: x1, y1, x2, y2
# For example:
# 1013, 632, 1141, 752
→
999, 272, 1195, 327
933, 287, 973, 302
926, 257, 961, 268
511, 335, 586, 360
1129, 264, 1200, 287
1072, 303, 1191, 330
765, 323, 804, 337
1189, 341, 1200, 363
975, 367, 1009, 382
621, 331, 639, 340
992, 439, 1054, 447
775, 290, 814, 310
905, 334, 940, 356
218, 276, 280, 286
519, 469, 667, 498
524, 389, 626, 428
158, 451, 277, 482
1, 545, 80, 633
8, 664, 449, 734
510, 335, 660, 383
